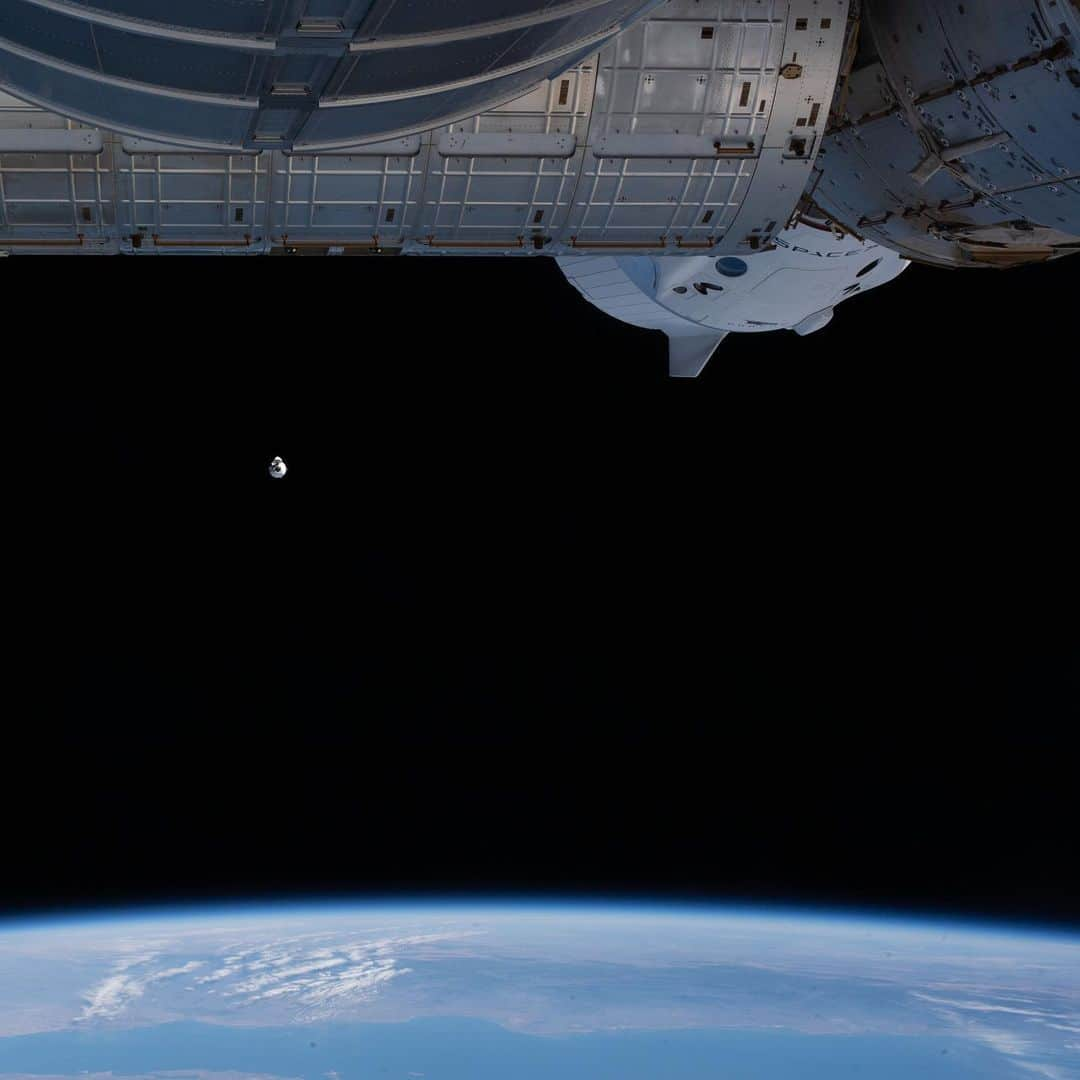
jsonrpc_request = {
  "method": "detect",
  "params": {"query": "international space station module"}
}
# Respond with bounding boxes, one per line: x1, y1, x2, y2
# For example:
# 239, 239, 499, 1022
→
1, 0, 1077, 374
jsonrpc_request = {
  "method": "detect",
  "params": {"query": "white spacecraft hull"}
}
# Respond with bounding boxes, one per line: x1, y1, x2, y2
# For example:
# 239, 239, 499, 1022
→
1, 0, 1076, 375
559, 221, 908, 375
0, 2, 854, 258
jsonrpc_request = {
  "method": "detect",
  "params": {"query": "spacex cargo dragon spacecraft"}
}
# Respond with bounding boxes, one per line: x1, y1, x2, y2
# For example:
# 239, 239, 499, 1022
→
1, 0, 1077, 374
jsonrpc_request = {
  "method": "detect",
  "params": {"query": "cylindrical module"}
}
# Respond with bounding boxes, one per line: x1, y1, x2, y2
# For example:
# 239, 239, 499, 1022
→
0, 0, 662, 151
811, 0, 1080, 267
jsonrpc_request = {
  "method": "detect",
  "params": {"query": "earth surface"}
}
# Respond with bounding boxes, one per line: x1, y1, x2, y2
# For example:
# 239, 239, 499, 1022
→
0, 904, 1077, 1079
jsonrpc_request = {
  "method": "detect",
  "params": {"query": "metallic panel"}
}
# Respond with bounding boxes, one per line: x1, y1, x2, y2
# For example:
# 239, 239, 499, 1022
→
0, 0, 664, 151
810, 0, 1080, 267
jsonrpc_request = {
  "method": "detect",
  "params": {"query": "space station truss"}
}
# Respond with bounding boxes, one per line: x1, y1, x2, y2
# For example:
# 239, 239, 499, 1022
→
0, 0, 852, 256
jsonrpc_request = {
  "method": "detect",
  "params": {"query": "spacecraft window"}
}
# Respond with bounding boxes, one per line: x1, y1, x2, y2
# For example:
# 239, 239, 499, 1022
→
856, 259, 881, 278
715, 257, 749, 278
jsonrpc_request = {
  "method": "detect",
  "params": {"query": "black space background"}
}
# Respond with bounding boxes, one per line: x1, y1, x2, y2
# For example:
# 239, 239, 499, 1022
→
7, 252, 1079, 929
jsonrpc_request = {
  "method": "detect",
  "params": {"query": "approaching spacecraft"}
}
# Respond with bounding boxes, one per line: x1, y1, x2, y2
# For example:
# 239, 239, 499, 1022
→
1, 0, 1077, 374
269, 457, 288, 480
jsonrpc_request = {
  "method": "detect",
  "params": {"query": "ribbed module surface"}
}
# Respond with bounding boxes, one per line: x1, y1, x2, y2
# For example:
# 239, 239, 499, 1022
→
811, 0, 1080, 267
0, 0, 662, 151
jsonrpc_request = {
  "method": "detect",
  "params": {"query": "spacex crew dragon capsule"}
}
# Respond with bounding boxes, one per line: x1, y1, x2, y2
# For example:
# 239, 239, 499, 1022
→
1, 0, 1077, 376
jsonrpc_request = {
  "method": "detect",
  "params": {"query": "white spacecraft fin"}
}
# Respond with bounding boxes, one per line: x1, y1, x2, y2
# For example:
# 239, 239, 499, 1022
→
792, 309, 834, 337
667, 333, 727, 378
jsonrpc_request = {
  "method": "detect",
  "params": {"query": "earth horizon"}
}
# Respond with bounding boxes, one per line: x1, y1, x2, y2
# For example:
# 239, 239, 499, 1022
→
1, 902, 1077, 1079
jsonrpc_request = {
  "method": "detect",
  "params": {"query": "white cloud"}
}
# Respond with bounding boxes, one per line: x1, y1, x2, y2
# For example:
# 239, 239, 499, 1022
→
78, 960, 204, 1021
910, 992, 1060, 1019
73, 929, 477, 1025
196, 967, 238, 984
914, 995, 1078, 1080
193, 930, 483, 1020
1012, 1064, 1069, 1080
157, 962, 205, 980
226, 958, 349, 995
